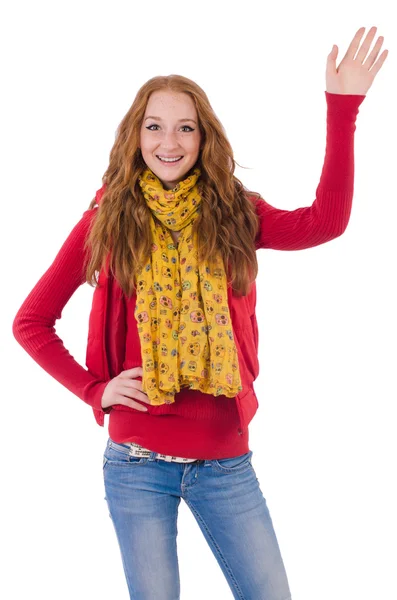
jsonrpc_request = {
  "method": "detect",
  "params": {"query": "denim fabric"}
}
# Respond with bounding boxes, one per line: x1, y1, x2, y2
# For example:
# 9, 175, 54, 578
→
103, 437, 292, 600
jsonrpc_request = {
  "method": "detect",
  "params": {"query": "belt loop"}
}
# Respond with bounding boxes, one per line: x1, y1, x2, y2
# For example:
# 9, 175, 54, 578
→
148, 450, 157, 462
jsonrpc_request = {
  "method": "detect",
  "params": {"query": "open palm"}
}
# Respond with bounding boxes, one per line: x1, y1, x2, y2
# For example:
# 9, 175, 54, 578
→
326, 26, 389, 95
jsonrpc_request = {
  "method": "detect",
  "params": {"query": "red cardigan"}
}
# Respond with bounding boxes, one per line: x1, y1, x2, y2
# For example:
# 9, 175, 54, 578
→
12, 92, 365, 458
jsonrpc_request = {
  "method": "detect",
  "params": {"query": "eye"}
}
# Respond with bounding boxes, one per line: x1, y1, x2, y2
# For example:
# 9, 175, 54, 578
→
145, 125, 195, 132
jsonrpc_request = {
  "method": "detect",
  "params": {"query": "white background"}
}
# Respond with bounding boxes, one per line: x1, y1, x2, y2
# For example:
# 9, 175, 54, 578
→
1, 1, 396, 598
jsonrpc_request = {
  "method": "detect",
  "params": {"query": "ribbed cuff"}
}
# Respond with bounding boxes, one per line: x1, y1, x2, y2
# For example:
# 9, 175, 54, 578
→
83, 380, 112, 413
325, 90, 366, 120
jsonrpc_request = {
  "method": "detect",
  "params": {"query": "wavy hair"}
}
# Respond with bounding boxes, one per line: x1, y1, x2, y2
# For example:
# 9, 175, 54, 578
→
84, 74, 261, 299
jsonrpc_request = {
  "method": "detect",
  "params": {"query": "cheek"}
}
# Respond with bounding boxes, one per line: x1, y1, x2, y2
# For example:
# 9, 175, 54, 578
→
184, 137, 201, 154
140, 133, 153, 151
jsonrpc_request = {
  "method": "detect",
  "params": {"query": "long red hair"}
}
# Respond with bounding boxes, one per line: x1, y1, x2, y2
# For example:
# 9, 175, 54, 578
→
84, 74, 261, 298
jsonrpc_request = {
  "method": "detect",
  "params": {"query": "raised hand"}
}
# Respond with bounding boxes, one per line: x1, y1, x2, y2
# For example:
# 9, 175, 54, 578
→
326, 26, 389, 95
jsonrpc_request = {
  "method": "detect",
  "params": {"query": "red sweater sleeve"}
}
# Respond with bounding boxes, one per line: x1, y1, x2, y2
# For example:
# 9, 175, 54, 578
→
254, 91, 366, 250
12, 208, 111, 414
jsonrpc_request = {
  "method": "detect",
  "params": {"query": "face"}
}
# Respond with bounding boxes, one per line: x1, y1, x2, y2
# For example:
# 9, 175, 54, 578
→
140, 91, 202, 190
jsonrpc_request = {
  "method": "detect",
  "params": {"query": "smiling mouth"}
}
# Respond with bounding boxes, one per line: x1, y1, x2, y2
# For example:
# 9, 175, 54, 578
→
156, 156, 183, 163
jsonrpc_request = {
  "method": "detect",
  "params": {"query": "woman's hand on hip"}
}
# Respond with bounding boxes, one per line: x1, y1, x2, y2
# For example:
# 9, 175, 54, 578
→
326, 26, 388, 95
101, 367, 149, 411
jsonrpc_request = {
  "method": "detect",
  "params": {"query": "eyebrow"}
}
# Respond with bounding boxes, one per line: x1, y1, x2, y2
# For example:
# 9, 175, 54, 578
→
144, 116, 197, 124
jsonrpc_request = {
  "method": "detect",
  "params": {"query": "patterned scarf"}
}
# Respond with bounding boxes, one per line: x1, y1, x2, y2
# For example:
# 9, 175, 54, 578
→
136, 167, 242, 406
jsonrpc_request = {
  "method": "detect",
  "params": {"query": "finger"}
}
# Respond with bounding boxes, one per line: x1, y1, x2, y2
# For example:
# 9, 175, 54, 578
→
342, 26, 367, 63
118, 384, 150, 403
123, 378, 148, 396
120, 367, 143, 378
368, 48, 389, 77
363, 36, 385, 70
355, 26, 378, 63
118, 397, 148, 411
119, 377, 143, 390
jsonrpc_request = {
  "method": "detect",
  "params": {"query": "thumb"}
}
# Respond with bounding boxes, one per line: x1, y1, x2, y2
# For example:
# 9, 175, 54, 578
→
328, 44, 338, 61
326, 44, 338, 73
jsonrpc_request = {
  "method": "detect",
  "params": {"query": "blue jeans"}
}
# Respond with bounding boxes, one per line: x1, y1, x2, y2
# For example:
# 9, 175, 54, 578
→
103, 437, 292, 600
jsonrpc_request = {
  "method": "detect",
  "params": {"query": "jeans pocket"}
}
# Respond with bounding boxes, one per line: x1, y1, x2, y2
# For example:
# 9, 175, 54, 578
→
103, 440, 148, 470
213, 450, 253, 473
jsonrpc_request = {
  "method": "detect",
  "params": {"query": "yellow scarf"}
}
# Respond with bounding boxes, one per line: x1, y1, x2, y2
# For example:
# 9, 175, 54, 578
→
136, 167, 242, 405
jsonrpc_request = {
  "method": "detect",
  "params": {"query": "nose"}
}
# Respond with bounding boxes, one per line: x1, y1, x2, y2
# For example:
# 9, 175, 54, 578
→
160, 130, 181, 151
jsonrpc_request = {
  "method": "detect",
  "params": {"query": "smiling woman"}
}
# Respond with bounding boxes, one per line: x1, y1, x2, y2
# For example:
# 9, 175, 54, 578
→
12, 24, 388, 598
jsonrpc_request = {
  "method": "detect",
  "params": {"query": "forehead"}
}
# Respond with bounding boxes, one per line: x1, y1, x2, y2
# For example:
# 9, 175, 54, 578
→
144, 91, 196, 115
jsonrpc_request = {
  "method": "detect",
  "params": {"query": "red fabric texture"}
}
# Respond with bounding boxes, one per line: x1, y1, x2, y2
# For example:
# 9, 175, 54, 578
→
12, 91, 365, 458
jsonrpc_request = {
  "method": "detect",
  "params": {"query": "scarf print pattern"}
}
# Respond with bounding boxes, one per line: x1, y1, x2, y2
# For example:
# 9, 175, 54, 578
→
136, 167, 243, 405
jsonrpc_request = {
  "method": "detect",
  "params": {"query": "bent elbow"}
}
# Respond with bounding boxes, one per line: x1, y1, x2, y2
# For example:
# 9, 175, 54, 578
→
12, 311, 25, 345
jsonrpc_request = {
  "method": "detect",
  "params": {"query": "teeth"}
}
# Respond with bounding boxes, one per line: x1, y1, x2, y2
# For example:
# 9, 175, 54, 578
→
158, 156, 182, 162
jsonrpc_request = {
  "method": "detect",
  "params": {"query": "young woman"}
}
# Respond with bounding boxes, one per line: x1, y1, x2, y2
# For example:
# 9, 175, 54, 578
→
13, 26, 387, 600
